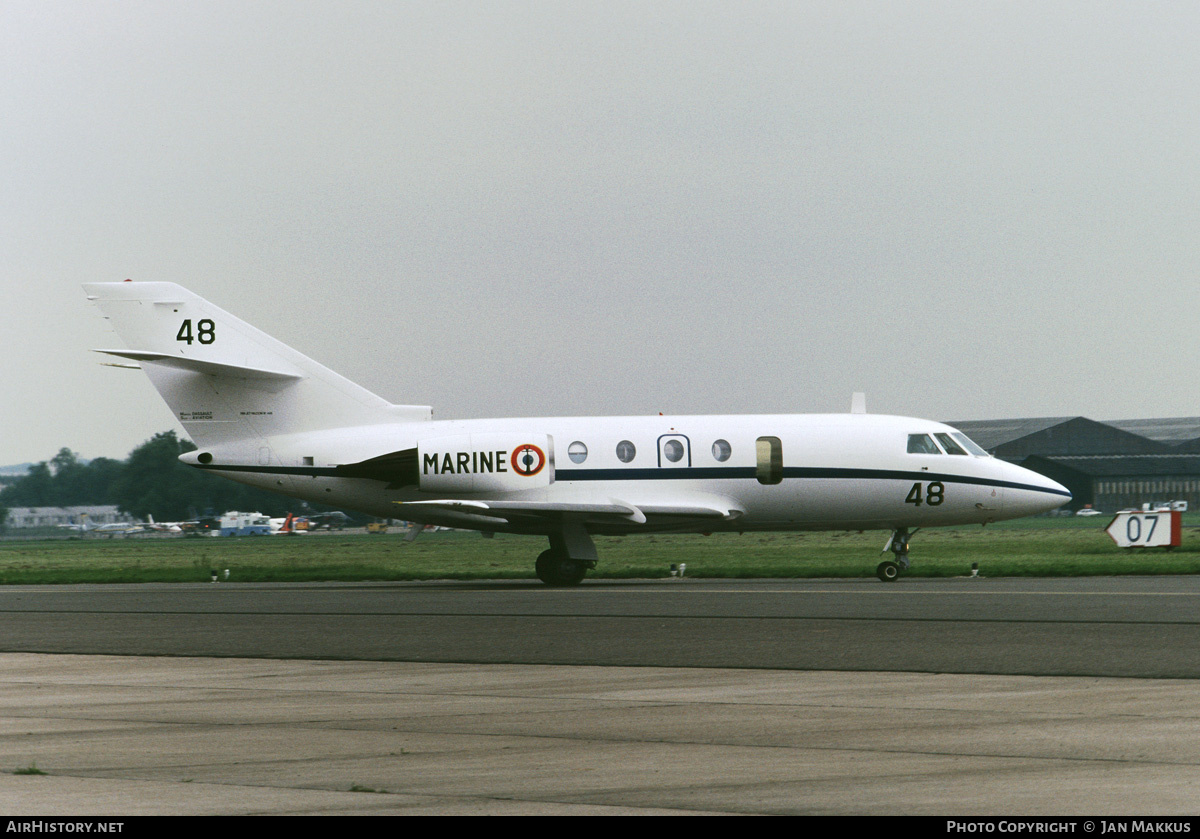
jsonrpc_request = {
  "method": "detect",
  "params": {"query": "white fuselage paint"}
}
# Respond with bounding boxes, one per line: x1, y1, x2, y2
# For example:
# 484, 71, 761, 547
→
181, 412, 1070, 535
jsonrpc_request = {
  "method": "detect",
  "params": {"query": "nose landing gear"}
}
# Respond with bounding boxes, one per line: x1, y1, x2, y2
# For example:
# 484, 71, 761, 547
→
877, 527, 916, 582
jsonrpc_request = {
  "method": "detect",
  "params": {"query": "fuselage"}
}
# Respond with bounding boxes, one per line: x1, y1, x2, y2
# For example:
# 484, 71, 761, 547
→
181, 412, 1071, 534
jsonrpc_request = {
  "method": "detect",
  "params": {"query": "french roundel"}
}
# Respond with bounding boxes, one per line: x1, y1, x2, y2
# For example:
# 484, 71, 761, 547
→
511, 443, 546, 477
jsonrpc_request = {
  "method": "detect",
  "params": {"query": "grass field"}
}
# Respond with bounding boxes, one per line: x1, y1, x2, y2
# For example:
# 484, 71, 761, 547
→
3, 515, 1200, 584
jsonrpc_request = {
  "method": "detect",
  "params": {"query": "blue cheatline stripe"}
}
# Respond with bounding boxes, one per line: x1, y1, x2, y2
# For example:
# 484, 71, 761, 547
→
556, 466, 1072, 498
192, 462, 1069, 499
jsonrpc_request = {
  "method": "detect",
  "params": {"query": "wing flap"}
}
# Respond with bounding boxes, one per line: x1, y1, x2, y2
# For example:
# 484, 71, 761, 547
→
396, 497, 744, 524
397, 499, 644, 523
640, 504, 743, 518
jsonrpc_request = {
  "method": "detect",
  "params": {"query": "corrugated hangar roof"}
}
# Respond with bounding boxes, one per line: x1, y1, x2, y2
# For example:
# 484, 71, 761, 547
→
945, 418, 1079, 450
946, 417, 1167, 458
1105, 417, 1200, 445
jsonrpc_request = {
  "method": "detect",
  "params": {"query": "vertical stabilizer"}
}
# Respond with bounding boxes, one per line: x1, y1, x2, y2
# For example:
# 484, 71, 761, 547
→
84, 282, 430, 448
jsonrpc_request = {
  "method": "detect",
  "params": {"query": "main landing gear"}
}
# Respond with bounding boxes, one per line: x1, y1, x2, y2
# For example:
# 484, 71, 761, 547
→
535, 550, 594, 586
534, 518, 597, 586
877, 527, 916, 582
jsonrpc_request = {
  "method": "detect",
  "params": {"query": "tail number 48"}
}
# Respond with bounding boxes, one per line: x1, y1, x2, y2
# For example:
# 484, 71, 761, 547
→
176, 319, 216, 345
905, 481, 945, 506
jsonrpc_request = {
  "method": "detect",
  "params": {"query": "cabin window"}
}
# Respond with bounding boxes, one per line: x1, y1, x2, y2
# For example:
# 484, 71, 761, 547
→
934, 433, 967, 455
712, 439, 731, 462
663, 439, 685, 463
616, 440, 636, 463
755, 436, 783, 485
907, 434, 941, 455
568, 441, 588, 463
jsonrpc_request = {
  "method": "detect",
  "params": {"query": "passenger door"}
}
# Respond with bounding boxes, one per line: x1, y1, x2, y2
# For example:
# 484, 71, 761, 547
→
657, 434, 691, 469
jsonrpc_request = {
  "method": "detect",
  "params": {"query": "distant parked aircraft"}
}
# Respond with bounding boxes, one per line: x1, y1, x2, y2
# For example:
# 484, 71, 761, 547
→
59, 517, 144, 536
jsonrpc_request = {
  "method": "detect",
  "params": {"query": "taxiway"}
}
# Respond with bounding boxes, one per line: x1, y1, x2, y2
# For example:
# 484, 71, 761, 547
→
2, 576, 1199, 814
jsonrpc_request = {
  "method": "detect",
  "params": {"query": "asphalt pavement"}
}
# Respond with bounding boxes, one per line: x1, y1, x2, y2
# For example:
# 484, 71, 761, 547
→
2, 576, 1199, 815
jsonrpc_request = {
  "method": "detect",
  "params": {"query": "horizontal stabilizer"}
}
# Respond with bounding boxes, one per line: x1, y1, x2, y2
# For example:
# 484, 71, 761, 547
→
94, 350, 303, 381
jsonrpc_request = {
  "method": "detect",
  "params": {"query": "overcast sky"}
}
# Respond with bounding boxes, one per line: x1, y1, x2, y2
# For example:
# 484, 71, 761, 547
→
4, 1, 1200, 466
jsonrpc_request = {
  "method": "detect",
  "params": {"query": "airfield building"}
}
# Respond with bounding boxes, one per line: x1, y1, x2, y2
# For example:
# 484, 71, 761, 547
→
949, 417, 1200, 514
4, 505, 134, 530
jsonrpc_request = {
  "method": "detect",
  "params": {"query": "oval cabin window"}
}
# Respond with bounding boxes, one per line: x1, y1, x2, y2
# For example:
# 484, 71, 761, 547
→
712, 439, 731, 462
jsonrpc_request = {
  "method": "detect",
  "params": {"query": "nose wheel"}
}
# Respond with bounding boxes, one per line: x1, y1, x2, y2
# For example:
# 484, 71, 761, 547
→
878, 527, 916, 582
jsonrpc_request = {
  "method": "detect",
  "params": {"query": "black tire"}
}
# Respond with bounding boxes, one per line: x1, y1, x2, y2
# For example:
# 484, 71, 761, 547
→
876, 561, 901, 582
535, 550, 588, 586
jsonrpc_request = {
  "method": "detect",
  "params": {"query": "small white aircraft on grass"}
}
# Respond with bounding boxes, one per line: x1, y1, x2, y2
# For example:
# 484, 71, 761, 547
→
145, 515, 199, 533
84, 281, 1070, 583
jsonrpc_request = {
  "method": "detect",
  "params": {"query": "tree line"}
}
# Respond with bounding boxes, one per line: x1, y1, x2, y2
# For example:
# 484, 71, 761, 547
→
0, 431, 331, 530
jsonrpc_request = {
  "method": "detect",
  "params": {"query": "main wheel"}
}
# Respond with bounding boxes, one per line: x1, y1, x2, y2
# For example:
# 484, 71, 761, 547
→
876, 560, 901, 582
535, 550, 589, 586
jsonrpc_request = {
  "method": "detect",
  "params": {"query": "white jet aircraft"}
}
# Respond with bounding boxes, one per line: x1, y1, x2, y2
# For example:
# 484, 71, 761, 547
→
84, 281, 1070, 583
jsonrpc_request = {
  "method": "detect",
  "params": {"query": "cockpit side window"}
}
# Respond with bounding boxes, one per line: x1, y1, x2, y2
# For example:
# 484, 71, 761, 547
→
907, 434, 942, 455
935, 433, 968, 455
951, 432, 990, 457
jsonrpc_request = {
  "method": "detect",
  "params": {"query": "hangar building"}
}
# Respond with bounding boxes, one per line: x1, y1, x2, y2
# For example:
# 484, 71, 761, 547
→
949, 417, 1200, 513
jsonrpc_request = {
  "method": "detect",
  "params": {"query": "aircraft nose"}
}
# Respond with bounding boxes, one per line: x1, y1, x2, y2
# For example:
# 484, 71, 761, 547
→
1004, 466, 1072, 518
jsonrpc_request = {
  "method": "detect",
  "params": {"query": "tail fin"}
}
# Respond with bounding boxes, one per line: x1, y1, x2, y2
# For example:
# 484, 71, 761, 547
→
84, 282, 430, 448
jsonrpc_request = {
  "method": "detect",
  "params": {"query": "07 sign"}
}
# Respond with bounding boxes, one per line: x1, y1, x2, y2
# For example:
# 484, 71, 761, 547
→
1105, 511, 1181, 549
176, 319, 216, 345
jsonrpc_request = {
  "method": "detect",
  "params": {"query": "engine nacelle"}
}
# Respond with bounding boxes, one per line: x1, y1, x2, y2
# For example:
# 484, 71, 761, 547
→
417, 433, 554, 493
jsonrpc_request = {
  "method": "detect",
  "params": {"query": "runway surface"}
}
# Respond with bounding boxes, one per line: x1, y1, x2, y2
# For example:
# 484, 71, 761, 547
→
3, 576, 1200, 815
0, 576, 1198, 676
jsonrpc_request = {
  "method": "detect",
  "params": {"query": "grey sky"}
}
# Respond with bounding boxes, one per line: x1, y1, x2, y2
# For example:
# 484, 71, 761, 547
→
4, 1, 1200, 466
